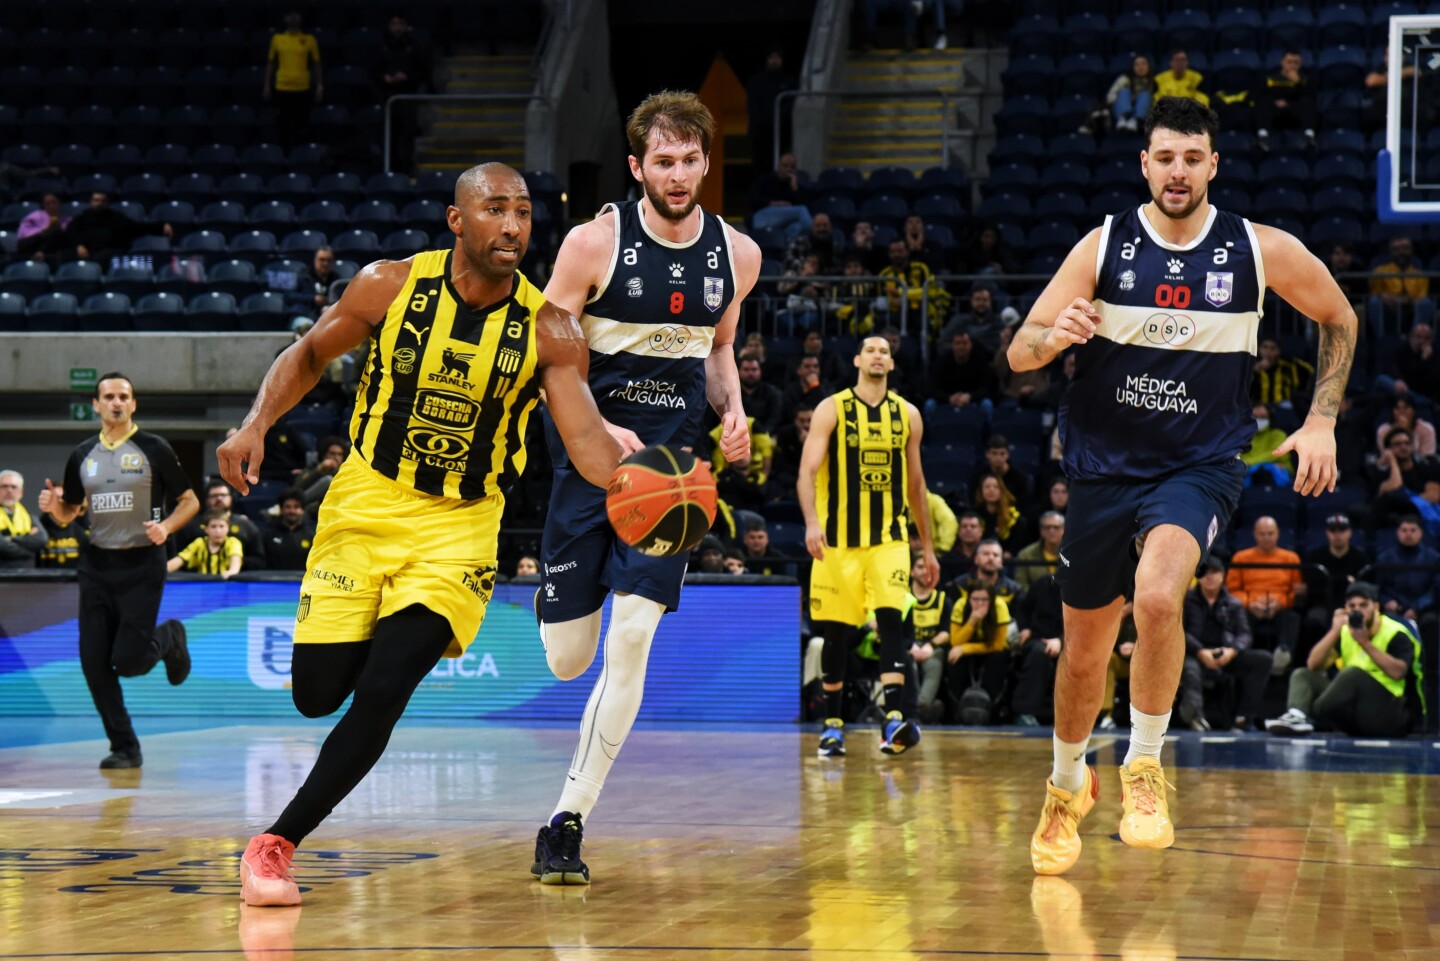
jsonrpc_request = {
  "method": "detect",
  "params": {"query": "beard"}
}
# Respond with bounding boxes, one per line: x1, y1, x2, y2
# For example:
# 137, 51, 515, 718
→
645, 175, 702, 221
1151, 181, 1207, 219
461, 238, 524, 282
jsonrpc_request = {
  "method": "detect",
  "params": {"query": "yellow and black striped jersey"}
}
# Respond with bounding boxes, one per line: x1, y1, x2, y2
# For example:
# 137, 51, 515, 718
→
350, 249, 544, 499
816, 388, 912, 548
911, 589, 952, 645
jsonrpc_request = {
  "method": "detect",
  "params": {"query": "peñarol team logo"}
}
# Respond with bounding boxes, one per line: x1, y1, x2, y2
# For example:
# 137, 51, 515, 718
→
296, 593, 311, 623
704, 277, 724, 312
1205, 272, 1233, 308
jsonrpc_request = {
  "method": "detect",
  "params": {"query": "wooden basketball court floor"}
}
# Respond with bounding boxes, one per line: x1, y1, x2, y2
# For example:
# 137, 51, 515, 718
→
2, 719, 1438, 961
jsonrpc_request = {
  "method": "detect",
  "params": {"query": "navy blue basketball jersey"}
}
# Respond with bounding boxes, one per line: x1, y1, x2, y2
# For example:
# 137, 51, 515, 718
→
547, 200, 736, 468
1059, 205, 1264, 480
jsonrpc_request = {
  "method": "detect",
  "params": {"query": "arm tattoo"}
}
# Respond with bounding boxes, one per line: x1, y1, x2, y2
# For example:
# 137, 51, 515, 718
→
1027, 329, 1048, 362
1310, 320, 1356, 420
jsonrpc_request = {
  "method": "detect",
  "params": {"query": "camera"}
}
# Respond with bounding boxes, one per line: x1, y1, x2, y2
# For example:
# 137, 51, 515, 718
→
1347, 609, 1365, 631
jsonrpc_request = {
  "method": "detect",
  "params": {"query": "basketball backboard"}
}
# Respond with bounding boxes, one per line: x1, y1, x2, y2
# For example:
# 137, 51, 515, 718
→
1378, 15, 1440, 223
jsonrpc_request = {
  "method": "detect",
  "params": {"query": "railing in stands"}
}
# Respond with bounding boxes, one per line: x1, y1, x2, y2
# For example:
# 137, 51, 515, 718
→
773, 89, 958, 171
382, 93, 539, 173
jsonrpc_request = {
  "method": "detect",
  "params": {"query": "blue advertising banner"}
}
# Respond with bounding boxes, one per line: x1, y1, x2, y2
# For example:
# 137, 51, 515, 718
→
0, 579, 800, 721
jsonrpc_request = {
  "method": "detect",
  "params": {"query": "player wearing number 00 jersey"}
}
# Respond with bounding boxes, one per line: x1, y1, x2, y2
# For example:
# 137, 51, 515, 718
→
1006, 97, 1356, 876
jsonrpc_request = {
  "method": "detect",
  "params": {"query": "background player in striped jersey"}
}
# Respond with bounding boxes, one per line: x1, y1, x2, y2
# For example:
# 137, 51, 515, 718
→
1007, 97, 1356, 876
216, 163, 621, 906
529, 91, 762, 885
799, 336, 940, 758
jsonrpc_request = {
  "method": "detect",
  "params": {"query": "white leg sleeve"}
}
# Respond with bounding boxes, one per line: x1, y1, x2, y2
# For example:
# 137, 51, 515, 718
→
552, 592, 664, 822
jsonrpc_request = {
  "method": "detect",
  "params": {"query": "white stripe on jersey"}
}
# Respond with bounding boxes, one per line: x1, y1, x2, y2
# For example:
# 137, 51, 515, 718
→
1242, 218, 1267, 311
1095, 214, 1113, 287
585, 203, 623, 306
579, 314, 717, 359
1094, 300, 1260, 355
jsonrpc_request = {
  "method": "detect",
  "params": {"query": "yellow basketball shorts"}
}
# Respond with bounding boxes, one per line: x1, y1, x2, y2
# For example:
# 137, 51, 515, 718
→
293, 456, 502, 657
808, 540, 910, 626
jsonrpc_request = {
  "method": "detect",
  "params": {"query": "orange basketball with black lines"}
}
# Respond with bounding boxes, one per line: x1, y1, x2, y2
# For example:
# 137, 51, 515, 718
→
605, 446, 717, 556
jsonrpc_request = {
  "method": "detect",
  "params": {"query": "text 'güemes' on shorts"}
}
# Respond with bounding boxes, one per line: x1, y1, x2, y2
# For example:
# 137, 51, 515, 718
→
292, 455, 502, 657
1056, 457, 1245, 610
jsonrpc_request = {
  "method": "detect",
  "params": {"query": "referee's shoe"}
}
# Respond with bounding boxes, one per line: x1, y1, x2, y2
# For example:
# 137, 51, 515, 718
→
160, 619, 190, 685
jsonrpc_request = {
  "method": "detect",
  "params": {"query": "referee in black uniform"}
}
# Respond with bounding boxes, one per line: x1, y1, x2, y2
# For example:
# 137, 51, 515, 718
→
38, 372, 200, 769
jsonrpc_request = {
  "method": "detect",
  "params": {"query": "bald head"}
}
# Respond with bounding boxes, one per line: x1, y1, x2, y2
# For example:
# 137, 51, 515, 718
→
1253, 516, 1280, 552
454, 163, 527, 207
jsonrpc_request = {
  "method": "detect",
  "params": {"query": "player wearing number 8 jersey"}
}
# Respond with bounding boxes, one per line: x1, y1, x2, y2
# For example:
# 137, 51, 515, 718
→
1006, 97, 1357, 875
529, 91, 762, 885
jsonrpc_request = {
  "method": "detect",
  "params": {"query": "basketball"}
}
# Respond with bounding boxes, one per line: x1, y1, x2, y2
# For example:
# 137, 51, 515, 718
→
605, 446, 717, 557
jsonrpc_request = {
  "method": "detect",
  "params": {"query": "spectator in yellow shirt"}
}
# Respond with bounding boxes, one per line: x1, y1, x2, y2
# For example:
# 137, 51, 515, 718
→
1370, 235, 1431, 303
945, 584, 1012, 723
169, 510, 243, 579
1155, 50, 1209, 107
264, 9, 324, 150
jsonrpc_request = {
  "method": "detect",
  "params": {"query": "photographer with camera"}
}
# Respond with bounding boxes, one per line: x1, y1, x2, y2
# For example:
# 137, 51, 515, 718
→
1266, 582, 1420, 737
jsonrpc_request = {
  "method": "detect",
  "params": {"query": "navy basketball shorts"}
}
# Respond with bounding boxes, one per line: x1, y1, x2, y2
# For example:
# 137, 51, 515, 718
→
538, 467, 688, 623
1056, 457, 1245, 610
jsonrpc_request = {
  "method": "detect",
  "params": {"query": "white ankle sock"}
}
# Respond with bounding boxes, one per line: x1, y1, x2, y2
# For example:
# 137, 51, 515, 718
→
553, 769, 604, 822
1051, 734, 1089, 793
1124, 706, 1171, 767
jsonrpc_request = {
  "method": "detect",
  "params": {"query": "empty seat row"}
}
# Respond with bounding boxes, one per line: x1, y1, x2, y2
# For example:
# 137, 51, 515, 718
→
1011, 5, 1406, 58
0, 26, 418, 80
4, 195, 460, 233
0, 289, 298, 333
0, 62, 384, 110
1, 255, 366, 302
0, 140, 416, 184
0, 102, 382, 149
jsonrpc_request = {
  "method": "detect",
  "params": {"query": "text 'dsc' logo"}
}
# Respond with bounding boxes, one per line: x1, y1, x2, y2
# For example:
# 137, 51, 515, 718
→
647, 326, 691, 353
1141, 312, 1196, 348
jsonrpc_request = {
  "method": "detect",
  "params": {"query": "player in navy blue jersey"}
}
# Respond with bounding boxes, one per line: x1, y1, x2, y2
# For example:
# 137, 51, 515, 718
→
527, 91, 762, 884
1007, 97, 1356, 876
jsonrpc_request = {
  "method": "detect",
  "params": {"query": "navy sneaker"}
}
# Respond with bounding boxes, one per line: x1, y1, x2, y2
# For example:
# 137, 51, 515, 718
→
161, 619, 190, 686
817, 719, 846, 757
879, 711, 921, 755
531, 812, 590, 885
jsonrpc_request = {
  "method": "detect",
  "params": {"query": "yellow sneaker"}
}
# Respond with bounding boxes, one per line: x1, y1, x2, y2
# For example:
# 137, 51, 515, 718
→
1030, 765, 1099, 876
1118, 755, 1176, 849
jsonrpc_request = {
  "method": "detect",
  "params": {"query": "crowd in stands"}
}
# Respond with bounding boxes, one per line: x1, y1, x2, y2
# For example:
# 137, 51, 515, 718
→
4, 1, 1438, 736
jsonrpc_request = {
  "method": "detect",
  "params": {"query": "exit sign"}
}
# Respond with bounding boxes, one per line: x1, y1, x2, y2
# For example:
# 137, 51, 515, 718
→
69, 368, 97, 392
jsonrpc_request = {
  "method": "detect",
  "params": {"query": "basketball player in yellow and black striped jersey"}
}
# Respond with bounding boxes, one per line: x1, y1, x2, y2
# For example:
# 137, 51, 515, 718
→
798, 336, 940, 757
216, 163, 623, 907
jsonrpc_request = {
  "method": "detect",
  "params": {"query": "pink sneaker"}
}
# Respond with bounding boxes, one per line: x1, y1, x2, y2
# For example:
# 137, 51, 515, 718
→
240, 833, 301, 906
